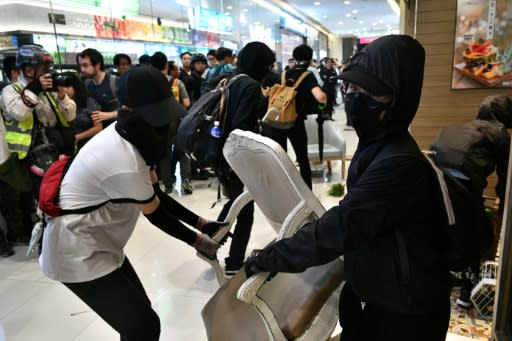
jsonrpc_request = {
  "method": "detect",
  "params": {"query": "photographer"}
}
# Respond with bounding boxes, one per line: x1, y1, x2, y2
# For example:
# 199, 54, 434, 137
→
1, 44, 76, 244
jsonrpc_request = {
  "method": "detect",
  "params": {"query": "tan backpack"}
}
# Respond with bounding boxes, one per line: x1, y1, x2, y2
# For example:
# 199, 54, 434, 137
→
262, 70, 310, 129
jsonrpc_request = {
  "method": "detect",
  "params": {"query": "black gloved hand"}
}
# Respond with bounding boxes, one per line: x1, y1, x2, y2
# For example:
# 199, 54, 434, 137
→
25, 78, 44, 95
244, 249, 276, 281
201, 220, 227, 237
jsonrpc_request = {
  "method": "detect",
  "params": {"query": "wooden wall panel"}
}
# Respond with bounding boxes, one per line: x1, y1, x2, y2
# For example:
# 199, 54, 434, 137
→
413, 0, 512, 196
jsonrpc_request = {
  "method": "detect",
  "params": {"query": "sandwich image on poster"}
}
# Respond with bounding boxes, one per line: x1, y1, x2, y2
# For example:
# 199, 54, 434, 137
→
452, 0, 512, 89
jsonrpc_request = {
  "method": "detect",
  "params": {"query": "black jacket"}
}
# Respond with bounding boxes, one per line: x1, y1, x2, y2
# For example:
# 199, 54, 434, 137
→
430, 119, 510, 210
253, 35, 450, 314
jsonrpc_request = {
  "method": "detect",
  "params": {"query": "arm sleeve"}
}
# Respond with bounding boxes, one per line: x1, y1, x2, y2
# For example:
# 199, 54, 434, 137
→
144, 200, 197, 245
153, 183, 199, 227
178, 80, 189, 101
1, 85, 35, 121
255, 156, 433, 274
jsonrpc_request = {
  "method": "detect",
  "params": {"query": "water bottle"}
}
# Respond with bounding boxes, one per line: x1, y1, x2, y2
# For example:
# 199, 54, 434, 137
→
210, 121, 222, 138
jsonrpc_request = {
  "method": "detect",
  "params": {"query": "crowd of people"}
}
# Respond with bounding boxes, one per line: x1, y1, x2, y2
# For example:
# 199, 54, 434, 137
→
0, 35, 509, 340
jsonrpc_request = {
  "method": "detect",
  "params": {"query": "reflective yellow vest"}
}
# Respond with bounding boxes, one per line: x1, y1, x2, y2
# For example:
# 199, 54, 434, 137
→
4, 83, 32, 159
3, 83, 68, 159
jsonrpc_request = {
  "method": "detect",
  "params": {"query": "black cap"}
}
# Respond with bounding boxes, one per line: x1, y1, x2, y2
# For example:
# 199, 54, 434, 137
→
116, 65, 186, 127
339, 65, 393, 96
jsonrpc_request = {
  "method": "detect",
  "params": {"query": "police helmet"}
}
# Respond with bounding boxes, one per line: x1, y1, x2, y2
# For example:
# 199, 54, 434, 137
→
16, 45, 53, 69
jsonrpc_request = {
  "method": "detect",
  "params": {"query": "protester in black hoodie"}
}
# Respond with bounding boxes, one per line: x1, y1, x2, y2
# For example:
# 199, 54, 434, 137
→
216, 41, 276, 278
244, 35, 451, 341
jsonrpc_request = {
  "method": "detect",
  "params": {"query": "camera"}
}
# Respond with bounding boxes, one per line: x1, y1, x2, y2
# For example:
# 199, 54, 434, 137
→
51, 72, 67, 87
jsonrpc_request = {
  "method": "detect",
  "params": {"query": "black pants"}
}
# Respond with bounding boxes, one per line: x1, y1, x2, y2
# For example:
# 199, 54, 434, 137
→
339, 284, 450, 341
218, 171, 255, 271
63, 258, 160, 341
262, 118, 312, 189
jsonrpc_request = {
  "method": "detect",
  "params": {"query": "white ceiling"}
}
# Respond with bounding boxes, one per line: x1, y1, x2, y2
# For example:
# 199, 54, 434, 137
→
139, 0, 400, 38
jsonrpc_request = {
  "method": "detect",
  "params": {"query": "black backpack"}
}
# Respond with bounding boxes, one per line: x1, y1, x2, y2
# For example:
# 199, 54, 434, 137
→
424, 152, 494, 271
176, 74, 246, 166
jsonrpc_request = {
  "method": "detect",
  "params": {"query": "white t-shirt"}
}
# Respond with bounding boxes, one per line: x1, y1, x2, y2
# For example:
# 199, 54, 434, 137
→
40, 124, 154, 283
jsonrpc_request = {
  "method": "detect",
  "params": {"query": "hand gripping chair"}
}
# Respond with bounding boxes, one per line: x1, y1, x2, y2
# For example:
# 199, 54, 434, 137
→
201, 129, 344, 341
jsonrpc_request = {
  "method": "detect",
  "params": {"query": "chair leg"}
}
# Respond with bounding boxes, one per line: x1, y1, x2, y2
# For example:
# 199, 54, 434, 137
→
327, 160, 332, 174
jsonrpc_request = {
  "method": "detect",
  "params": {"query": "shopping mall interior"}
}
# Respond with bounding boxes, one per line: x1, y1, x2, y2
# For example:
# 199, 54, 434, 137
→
1, 0, 512, 340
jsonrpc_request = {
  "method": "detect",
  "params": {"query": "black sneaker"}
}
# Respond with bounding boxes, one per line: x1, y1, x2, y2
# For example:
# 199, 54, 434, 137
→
456, 288, 473, 308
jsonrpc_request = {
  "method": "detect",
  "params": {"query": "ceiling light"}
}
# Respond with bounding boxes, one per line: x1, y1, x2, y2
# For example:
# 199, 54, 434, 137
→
338, 21, 343, 24
344, 0, 350, 4
346, 13, 351, 17
314, 1, 320, 5
254, 21, 260, 24
359, 20, 364, 24
379, 19, 383, 23
386, 0, 400, 15
352, 9, 358, 13
225, 12, 230, 15
226, 5, 232, 9
323, 15, 327, 18
372, 22, 376, 26
242, 8, 248, 12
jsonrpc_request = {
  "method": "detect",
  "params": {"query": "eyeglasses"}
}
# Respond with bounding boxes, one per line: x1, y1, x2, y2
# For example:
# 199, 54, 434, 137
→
342, 82, 392, 104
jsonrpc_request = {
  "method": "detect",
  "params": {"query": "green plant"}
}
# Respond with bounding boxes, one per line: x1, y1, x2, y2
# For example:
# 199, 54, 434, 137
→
328, 183, 345, 197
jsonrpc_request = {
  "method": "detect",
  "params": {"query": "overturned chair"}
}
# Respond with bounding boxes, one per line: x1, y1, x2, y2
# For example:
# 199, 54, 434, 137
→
202, 129, 344, 341
304, 116, 347, 181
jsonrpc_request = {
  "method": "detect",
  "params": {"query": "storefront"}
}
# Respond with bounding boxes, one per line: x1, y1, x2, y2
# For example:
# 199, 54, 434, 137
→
0, 0, 328, 65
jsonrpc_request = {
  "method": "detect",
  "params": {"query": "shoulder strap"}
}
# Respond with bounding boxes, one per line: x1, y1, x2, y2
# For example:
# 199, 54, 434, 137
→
292, 71, 310, 90
281, 71, 287, 85
109, 74, 118, 101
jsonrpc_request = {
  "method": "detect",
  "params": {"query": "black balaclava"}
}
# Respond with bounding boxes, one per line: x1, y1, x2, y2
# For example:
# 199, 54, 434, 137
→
116, 109, 169, 166
341, 35, 426, 142
236, 42, 276, 82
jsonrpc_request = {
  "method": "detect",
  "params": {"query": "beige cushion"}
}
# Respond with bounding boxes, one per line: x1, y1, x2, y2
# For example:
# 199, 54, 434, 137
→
202, 259, 344, 340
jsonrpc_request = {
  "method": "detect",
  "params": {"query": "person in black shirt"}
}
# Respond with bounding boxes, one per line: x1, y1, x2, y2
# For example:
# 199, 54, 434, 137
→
262, 44, 327, 189
216, 41, 276, 278
245, 35, 451, 341
77, 49, 119, 128
320, 57, 338, 120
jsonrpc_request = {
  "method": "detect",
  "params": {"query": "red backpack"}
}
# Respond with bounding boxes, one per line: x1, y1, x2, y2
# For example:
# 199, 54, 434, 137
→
38, 155, 73, 217
38, 156, 117, 217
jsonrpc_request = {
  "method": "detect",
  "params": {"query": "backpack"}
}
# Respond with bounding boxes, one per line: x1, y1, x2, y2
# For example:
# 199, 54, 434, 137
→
38, 155, 106, 217
262, 71, 310, 130
424, 152, 493, 271
176, 74, 246, 166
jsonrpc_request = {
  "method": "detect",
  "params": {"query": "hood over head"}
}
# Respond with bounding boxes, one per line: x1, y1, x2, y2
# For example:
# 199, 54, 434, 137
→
340, 35, 425, 130
236, 41, 276, 82
477, 94, 512, 128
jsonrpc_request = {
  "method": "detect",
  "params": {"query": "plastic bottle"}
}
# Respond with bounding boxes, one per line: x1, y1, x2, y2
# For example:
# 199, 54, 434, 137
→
210, 121, 222, 138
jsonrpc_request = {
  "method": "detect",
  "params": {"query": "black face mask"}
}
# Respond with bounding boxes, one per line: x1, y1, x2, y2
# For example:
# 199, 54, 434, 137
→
344, 92, 390, 138
115, 112, 169, 166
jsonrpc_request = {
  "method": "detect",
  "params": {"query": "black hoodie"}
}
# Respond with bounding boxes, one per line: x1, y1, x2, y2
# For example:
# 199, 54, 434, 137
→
252, 35, 450, 315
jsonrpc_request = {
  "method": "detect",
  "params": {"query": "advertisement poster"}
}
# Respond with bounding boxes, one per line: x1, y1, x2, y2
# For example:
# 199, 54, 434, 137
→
452, 0, 512, 89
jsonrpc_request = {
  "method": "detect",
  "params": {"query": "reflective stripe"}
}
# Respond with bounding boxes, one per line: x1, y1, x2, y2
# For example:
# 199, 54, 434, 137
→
3, 82, 34, 159
4, 115, 33, 159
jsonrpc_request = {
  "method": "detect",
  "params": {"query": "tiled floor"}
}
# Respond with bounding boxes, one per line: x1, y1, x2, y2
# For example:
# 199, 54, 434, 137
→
0, 107, 491, 341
